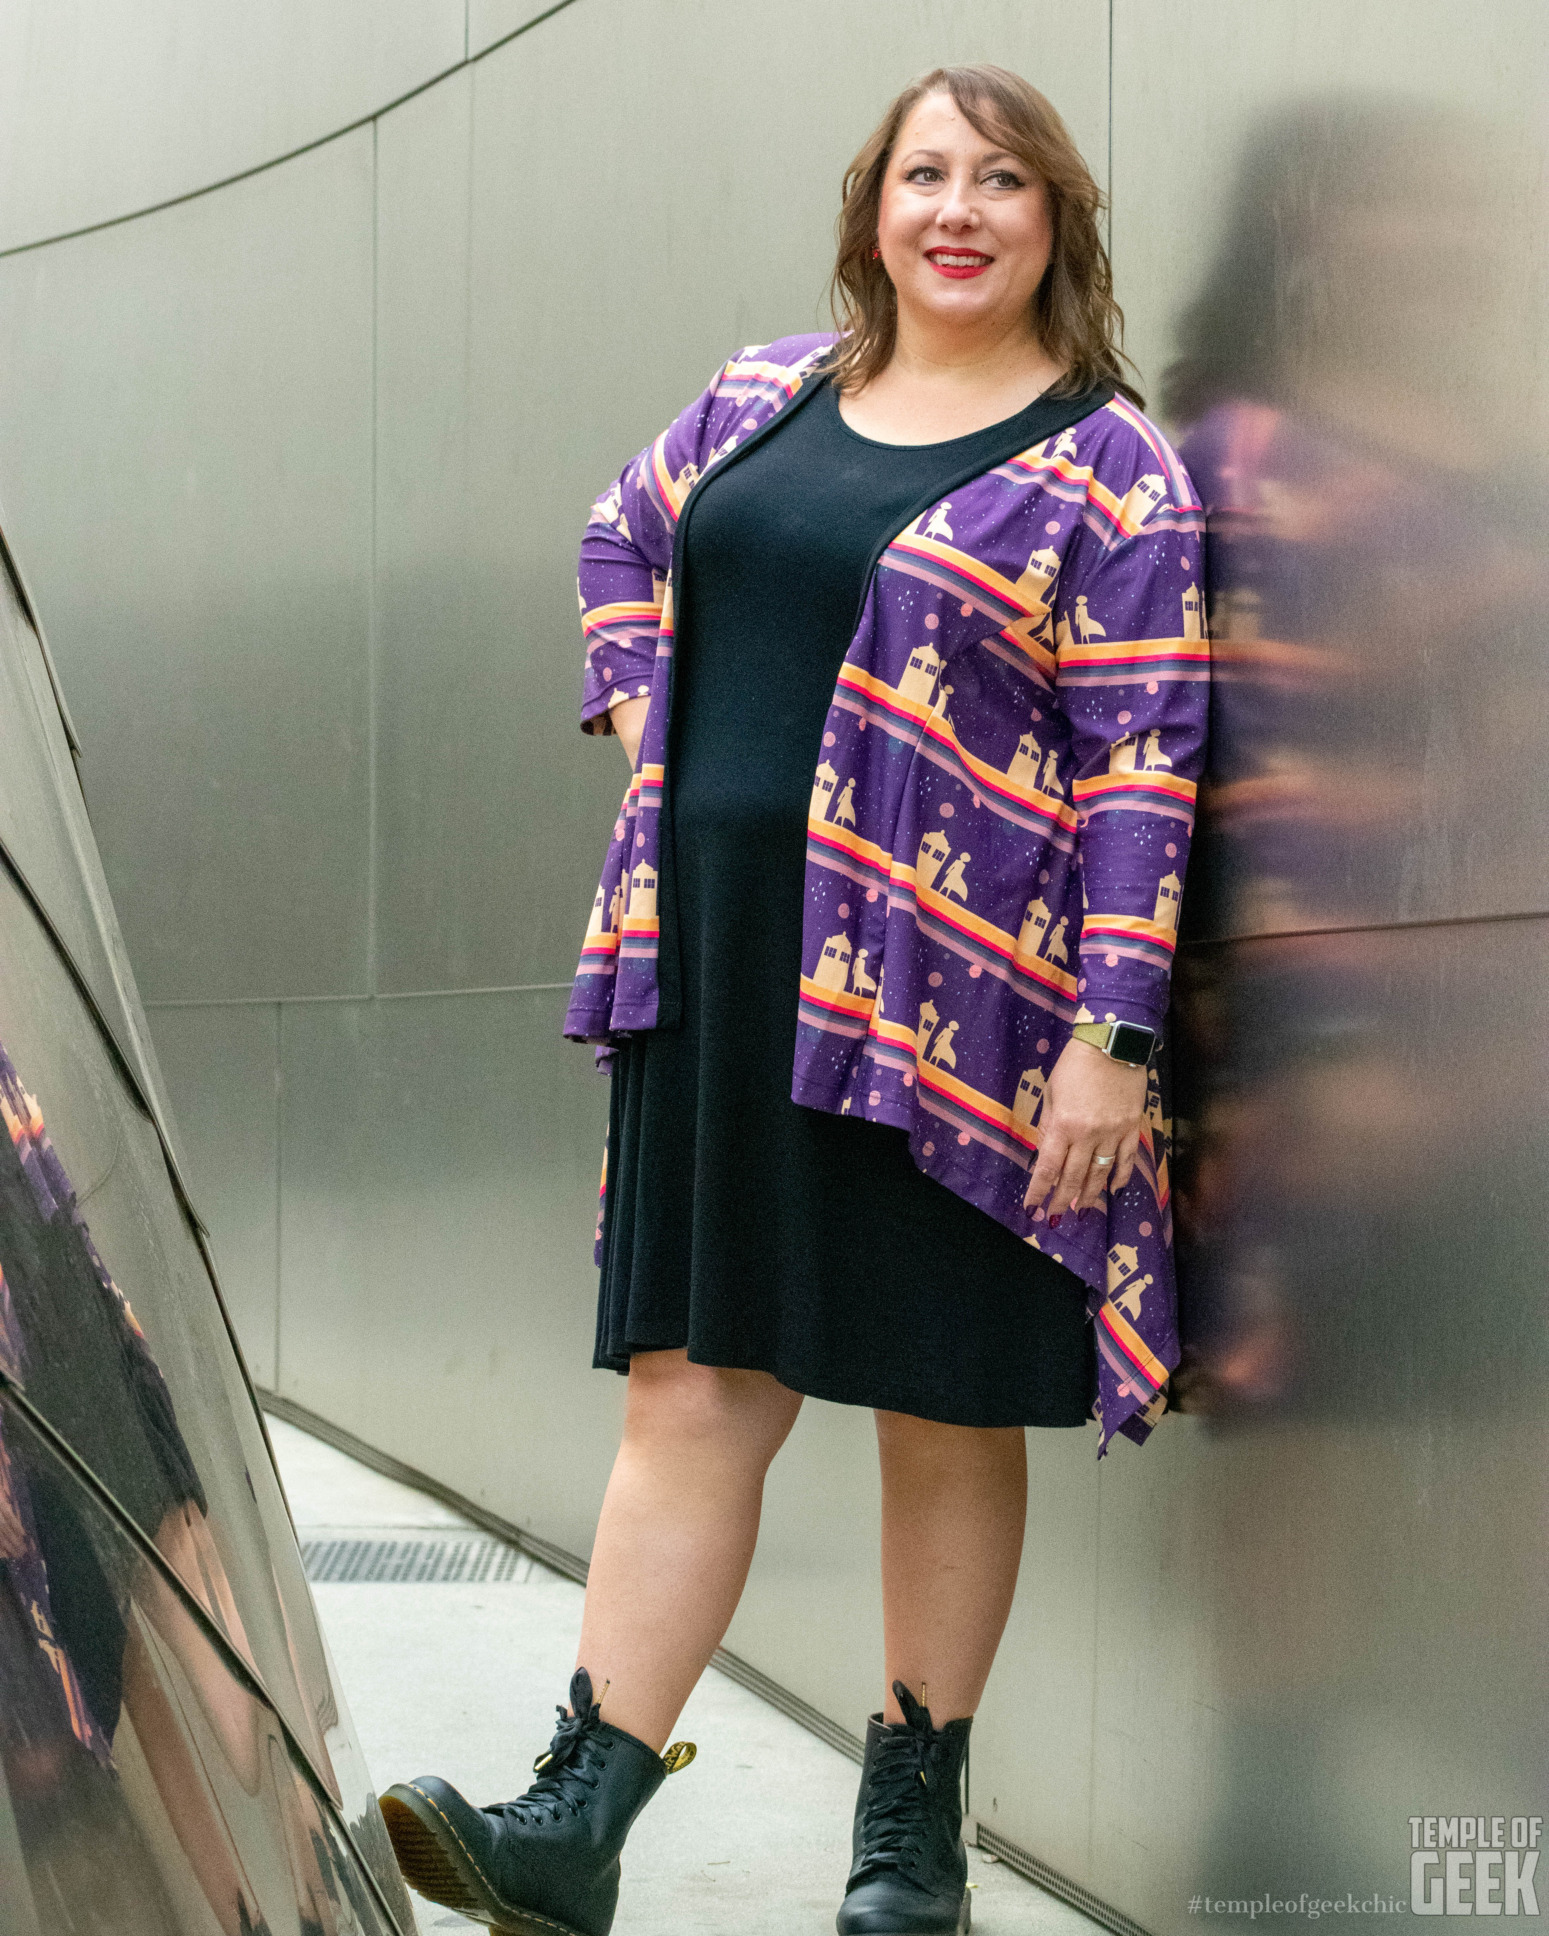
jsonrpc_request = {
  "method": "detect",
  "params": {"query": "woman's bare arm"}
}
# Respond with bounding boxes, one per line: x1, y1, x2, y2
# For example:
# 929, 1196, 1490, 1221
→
609, 694, 650, 768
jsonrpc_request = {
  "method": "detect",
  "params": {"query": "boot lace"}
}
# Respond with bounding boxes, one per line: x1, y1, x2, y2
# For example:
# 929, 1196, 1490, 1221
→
490, 1693, 608, 1826
851, 1697, 945, 1884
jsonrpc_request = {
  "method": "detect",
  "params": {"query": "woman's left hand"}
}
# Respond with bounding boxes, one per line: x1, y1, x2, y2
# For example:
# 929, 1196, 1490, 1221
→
1023, 1038, 1148, 1222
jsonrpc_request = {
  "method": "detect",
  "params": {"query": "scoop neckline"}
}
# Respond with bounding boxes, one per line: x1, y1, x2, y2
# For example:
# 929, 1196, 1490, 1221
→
821, 372, 1064, 452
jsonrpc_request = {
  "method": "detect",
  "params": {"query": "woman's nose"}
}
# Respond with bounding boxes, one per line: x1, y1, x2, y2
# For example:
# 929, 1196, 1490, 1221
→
936, 177, 981, 230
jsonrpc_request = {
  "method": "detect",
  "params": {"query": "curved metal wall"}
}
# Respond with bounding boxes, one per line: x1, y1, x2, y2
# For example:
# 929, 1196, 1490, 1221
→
0, 0, 466, 251
1, 2, 1544, 1929
0, 532, 416, 1933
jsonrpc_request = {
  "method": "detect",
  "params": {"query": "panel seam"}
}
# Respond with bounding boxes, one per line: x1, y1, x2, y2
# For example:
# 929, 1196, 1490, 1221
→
0, 0, 587, 259
143, 983, 576, 1008
367, 117, 380, 998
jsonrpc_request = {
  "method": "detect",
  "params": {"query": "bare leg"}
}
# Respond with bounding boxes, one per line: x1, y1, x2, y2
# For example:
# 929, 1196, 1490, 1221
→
875, 1411, 1027, 1724
576, 1348, 804, 1751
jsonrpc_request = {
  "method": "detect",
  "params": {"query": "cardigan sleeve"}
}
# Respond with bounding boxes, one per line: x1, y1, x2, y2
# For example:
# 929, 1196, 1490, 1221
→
578, 358, 739, 734
1055, 526, 1209, 1037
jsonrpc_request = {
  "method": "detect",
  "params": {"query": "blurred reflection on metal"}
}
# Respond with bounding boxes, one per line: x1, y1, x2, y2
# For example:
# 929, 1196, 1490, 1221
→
0, 528, 413, 1934
1160, 78, 1549, 1905
1168, 93, 1549, 941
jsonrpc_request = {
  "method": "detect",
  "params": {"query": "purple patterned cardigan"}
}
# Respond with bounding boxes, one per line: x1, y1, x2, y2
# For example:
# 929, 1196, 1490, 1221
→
563, 332, 1208, 1455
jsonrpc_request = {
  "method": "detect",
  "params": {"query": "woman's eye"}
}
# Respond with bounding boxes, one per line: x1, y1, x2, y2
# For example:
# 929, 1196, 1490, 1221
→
985, 170, 1024, 189
905, 165, 944, 183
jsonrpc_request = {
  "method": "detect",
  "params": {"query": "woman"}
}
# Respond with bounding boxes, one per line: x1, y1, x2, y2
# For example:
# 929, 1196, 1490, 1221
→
382, 64, 1206, 1936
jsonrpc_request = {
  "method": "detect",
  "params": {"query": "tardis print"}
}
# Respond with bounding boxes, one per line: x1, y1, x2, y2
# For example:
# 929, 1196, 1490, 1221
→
565, 334, 1208, 1457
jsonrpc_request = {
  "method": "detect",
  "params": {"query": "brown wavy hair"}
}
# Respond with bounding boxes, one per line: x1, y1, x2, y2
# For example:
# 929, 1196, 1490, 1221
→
826, 64, 1142, 406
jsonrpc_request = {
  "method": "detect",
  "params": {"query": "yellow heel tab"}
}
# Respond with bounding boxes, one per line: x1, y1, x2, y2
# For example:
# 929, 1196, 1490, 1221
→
661, 1741, 697, 1774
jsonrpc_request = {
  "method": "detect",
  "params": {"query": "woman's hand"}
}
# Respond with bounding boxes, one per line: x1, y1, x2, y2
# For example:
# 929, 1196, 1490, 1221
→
609, 695, 650, 769
1023, 1038, 1148, 1222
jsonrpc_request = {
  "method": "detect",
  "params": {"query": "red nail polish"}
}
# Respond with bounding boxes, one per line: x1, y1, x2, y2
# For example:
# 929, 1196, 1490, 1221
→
1049, 1214, 1061, 1228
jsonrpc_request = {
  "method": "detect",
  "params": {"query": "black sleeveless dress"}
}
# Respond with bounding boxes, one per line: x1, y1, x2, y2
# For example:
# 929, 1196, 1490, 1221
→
594, 377, 1097, 1429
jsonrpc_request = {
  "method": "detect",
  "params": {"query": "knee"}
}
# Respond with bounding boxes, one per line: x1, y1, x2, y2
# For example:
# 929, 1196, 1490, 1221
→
624, 1351, 801, 1471
874, 1408, 1024, 1476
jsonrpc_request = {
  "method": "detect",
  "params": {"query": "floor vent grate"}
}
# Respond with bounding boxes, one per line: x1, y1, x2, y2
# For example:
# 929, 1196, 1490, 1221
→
302, 1536, 528, 1583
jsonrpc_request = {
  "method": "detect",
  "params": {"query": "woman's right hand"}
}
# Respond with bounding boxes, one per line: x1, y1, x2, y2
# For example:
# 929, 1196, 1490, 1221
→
609, 695, 650, 769
1023, 1037, 1148, 1221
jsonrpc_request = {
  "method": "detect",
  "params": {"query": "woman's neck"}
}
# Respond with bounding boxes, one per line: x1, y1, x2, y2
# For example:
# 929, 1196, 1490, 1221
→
838, 312, 1065, 445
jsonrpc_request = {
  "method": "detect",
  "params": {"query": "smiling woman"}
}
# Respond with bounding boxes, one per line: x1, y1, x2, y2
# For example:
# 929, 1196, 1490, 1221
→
380, 61, 1207, 1936
827, 65, 1143, 427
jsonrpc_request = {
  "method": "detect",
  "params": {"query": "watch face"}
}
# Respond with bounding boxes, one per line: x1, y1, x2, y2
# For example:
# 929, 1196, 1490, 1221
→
1109, 1022, 1156, 1065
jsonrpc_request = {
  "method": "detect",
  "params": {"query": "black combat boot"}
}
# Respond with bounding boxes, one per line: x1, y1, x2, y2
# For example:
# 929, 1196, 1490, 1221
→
379, 1668, 694, 1936
835, 1680, 972, 1935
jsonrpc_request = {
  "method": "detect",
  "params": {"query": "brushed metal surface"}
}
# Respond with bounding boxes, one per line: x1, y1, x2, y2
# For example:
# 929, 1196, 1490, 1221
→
719, 1397, 886, 1748
148, 1002, 281, 1386
1114, 0, 1549, 938
0, 547, 411, 1922
965, 1424, 1103, 1880
1144, 913, 1548, 1930
0, 0, 463, 252
275, 988, 620, 1560
0, 524, 180, 1138
0, 1393, 407, 1934
0, 863, 339, 1782
0, 133, 375, 1003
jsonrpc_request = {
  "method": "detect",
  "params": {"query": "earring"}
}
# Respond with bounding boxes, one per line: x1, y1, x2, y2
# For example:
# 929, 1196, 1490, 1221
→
871, 243, 881, 260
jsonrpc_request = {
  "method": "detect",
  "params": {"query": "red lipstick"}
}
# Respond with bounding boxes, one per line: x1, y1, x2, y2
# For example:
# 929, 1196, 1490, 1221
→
925, 249, 993, 280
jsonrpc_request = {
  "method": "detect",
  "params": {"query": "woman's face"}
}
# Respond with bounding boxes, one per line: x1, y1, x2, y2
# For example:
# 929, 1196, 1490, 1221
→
875, 92, 1054, 344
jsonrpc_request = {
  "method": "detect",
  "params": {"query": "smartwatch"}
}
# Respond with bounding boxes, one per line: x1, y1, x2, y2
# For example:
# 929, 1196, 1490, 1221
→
1071, 1019, 1158, 1066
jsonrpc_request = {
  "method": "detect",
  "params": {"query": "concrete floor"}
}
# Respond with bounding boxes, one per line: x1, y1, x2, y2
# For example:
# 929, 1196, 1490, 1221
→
268, 1415, 1105, 1936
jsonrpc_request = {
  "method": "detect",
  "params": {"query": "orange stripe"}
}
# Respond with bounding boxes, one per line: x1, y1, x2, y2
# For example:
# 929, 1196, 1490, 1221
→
835, 661, 934, 729
1082, 915, 1177, 944
582, 598, 663, 636
1096, 1302, 1170, 1386
1059, 639, 1211, 666
1073, 771, 1198, 804
808, 819, 894, 876
799, 974, 875, 1020
887, 535, 1035, 617
920, 716, 1079, 831
869, 1015, 1040, 1154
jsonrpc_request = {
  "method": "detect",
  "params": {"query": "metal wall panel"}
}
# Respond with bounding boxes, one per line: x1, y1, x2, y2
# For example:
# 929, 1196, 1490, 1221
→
275, 989, 621, 1560
720, 1398, 886, 1744
0, 133, 375, 1004
965, 1428, 1103, 1877
0, 1396, 408, 1934
0, 0, 464, 252
0, 868, 334, 1783
375, 0, 1111, 991
148, 1003, 281, 1387
0, 533, 181, 1137
371, 70, 491, 995
1113, 0, 1549, 938
0, 862, 411, 1926
1123, 913, 1545, 1932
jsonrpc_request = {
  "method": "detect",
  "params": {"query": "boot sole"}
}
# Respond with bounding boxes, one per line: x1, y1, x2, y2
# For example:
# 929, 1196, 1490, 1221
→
835, 1887, 971, 1935
379, 1788, 587, 1936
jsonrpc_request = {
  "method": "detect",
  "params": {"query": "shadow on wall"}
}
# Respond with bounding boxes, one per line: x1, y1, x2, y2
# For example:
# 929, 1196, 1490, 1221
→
1165, 95, 1549, 1901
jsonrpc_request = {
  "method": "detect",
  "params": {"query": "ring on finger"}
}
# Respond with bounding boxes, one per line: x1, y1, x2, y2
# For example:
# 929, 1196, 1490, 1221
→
1093, 1153, 1113, 1168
